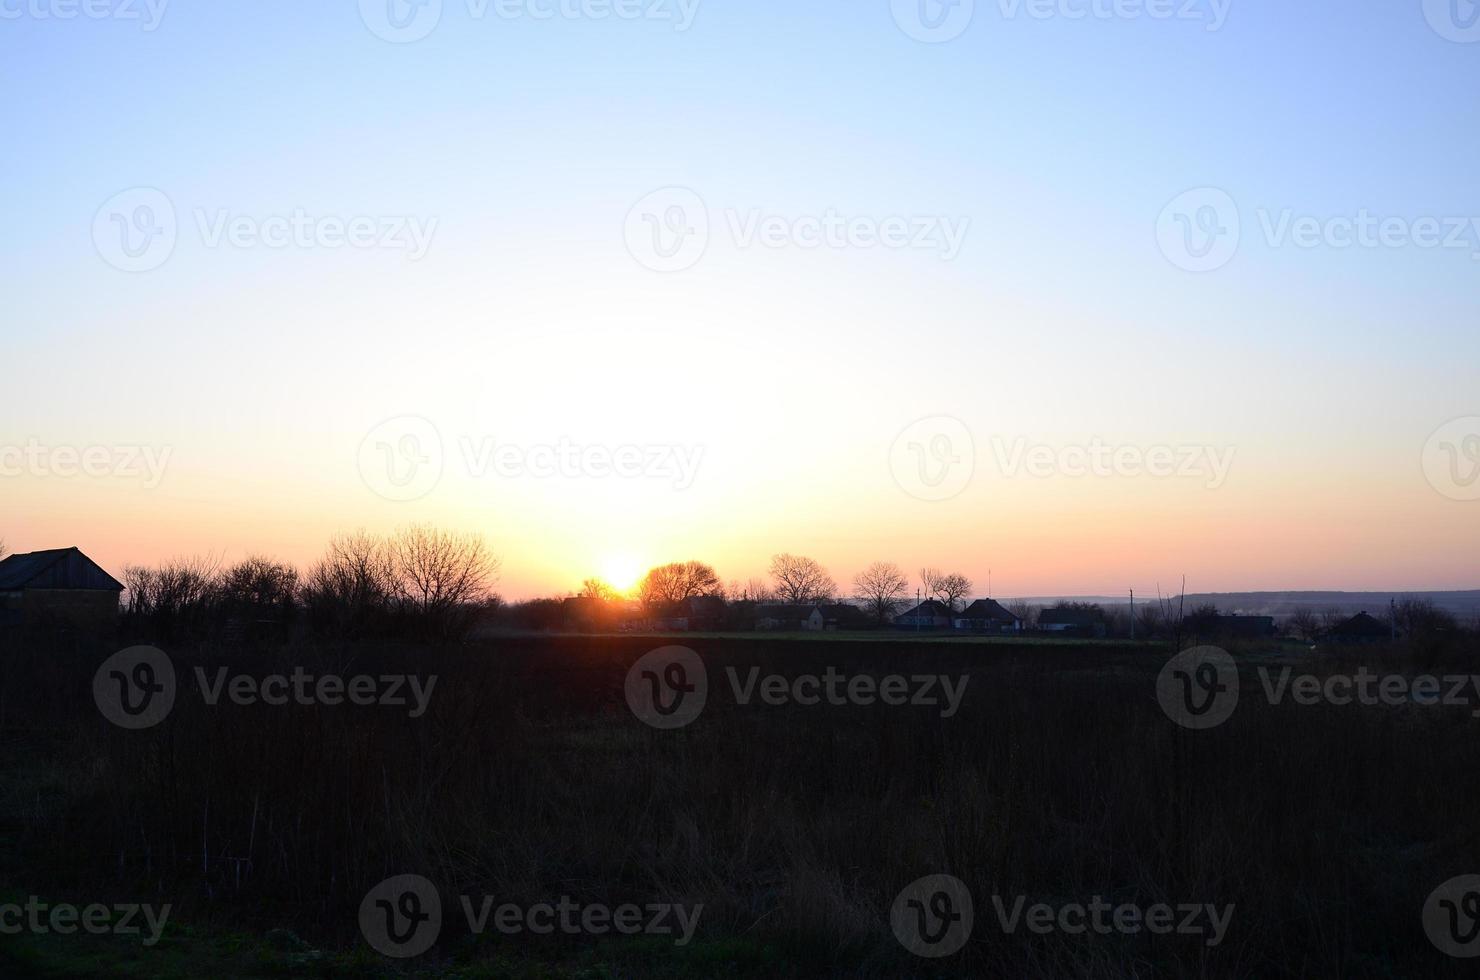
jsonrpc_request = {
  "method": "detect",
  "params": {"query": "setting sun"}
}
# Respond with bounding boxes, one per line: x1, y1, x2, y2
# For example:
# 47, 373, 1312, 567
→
598, 554, 645, 595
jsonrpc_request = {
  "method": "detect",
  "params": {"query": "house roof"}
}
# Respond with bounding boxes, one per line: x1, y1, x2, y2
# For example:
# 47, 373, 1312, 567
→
897, 599, 952, 618
0, 547, 124, 592
958, 598, 1020, 622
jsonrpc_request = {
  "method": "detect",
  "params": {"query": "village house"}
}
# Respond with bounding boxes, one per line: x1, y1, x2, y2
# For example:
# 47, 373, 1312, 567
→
893, 599, 954, 629
953, 598, 1023, 633
756, 604, 827, 631
1323, 611, 1395, 645
0, 547, 124, 629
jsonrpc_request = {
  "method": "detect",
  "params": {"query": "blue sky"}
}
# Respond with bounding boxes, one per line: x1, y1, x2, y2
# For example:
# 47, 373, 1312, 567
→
3, 1, 1478, 596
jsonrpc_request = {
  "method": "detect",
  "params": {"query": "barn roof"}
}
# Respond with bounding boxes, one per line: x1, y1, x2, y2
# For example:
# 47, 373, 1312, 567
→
0, 547, 124, 592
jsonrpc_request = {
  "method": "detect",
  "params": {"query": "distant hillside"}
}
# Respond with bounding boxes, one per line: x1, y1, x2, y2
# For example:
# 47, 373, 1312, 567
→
1015, 591, 1480, 620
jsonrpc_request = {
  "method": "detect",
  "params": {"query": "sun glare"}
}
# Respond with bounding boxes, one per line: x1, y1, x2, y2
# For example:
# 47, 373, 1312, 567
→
598, 554, 644, 594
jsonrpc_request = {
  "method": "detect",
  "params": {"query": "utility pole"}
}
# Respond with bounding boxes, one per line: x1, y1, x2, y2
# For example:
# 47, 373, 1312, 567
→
1130, 588, 1135, 640
916, 589, 921, 633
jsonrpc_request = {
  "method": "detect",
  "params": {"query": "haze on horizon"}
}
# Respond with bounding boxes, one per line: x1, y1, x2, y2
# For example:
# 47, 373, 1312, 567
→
4, 1, 1479, 601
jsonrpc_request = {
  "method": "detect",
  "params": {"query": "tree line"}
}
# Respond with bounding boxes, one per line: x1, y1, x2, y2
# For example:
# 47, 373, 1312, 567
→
119, 525, 499, 642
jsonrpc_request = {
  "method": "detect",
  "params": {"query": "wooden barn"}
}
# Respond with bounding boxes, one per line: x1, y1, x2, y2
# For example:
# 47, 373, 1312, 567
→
0, 547, 124, 628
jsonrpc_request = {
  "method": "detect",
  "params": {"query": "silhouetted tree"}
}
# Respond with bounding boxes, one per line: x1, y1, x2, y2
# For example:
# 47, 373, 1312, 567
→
217, 556, 298, 624
391, 525, 499, 638
121, 553, 223, 640
1286, 609, 1322, 642
638, 561, 721, 609
579, 578, 619, 601
770, 553, 837, 604
1393, 598, 1456, 639
921, 567, 973, 613
853, 561, 908, 625
300, 531, 398, 637
1008, 599, 1039, 629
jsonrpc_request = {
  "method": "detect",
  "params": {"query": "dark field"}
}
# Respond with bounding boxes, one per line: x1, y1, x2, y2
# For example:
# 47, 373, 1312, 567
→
1, 631, 1478, 977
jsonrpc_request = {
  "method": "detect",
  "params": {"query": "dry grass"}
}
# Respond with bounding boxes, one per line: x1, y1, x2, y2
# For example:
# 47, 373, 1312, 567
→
1, 631, 1478, 976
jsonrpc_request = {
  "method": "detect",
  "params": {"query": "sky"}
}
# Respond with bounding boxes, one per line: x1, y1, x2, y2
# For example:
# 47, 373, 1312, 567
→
2, 0, 1479, 600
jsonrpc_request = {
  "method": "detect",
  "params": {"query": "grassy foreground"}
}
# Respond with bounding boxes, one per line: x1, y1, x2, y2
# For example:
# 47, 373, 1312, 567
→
1, 631, 1477, 977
